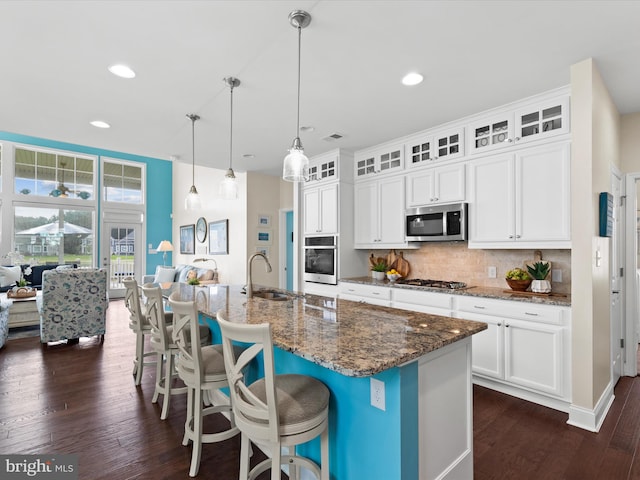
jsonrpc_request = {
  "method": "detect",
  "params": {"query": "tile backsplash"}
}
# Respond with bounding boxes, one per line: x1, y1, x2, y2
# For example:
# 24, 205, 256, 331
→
380, 244, 571, 295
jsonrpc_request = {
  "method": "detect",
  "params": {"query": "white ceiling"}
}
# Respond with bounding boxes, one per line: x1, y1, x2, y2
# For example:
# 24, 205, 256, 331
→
1, 1, 639, 177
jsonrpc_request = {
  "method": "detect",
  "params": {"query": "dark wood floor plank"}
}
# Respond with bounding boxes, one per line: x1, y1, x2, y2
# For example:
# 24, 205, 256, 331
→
3, 299, 640, 479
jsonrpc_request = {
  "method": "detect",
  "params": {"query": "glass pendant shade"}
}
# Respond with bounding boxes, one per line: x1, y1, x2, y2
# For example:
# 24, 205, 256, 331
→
283, 142, 309, 182
220, 168, 238, 199
184, 185, 201, 210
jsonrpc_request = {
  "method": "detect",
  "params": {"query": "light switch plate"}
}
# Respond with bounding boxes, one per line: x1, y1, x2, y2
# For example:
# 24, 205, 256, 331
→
488, 266, 497, 278
552, 269, 562, 282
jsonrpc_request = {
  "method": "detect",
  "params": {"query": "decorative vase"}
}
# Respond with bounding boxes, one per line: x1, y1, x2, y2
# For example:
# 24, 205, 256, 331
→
371, 271, 385, 281
531, 279, 551, 293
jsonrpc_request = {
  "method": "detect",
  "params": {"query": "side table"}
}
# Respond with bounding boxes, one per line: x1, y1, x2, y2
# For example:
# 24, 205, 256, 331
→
0, 291, 41, 328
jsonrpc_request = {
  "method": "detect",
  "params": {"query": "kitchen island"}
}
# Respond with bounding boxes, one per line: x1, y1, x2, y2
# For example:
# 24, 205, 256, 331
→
165, 283, 487, 480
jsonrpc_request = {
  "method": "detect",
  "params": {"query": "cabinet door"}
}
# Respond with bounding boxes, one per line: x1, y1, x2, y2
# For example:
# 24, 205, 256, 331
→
406, 135, 435, 168
406, 169, 435, 207
434, 163, 465, 204
434, 128, 464, 161
378, 176, 406, 244
469, 155, 515, 243
303, 188, 320, 234
354, 181, 378, 244
471, 317, 504, 380
516, 142, 570, 242
468, 113, 514, 155
504, 319, 563, 397
514, 97, 569, 144
318, 183, 338, 234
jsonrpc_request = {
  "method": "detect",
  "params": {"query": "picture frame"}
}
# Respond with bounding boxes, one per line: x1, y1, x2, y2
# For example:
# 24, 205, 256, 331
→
208, 219, 229, 255
256, 229, 272, 245
180, 224, 195, 254
255, 246, 270, 257
257, 214, 271, 227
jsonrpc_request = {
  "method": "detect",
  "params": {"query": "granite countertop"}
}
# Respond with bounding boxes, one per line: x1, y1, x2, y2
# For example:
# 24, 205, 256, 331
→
163, 283, 487, 378
340, 276, 572, 307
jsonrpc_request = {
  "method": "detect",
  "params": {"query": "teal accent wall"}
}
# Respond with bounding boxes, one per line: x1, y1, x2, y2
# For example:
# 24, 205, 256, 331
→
0, 131, 172, 274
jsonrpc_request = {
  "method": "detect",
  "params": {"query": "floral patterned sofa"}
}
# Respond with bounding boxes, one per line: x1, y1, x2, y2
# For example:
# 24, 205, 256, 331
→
38, 268, 108, 344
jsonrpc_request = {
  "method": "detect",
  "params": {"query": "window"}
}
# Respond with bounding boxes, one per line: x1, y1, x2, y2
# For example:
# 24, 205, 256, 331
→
14, 205, 95, 267
14, 147, 95, 199
103, 159, 143, 204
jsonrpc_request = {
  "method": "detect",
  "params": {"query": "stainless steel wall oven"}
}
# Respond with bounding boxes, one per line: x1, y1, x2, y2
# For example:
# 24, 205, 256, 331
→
303, 236, 337, 285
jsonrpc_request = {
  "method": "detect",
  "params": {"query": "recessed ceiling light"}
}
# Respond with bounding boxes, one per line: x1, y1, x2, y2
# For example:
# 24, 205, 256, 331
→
300, 126, 315, 132
108, 64, 136, 79
90, 120, 110, 129
242, 154, 255, 158
402, 72, 423, 86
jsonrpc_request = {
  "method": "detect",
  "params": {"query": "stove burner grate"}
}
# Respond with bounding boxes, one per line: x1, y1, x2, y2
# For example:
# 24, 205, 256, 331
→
398, 278, 468, 290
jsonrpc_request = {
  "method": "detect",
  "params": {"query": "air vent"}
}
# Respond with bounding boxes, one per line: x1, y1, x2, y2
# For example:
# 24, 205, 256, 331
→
323, 132, 344, 141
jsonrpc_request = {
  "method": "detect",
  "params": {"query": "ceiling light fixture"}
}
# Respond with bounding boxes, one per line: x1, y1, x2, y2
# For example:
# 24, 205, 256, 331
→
282, 9, 312, 182
108, 64, 136, 79
184, 113, 201, 211
402, 72, 424, 86
90, 120, 110, 128
220, 76, 241, 200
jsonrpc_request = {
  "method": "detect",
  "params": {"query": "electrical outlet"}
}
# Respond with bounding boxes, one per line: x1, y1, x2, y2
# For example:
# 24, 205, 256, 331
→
552, 269, 562, 282
488, 266, 497, 278
370, 378, 385, 411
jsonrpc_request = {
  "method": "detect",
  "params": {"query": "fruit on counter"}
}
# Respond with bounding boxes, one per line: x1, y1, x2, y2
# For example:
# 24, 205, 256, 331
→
505, 268, 530, 280
386, 269, 399, 275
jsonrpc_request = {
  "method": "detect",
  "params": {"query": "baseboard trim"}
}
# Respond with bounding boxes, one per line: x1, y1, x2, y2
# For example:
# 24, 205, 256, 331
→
567, 381, 615, 432
472, 376, 570, 413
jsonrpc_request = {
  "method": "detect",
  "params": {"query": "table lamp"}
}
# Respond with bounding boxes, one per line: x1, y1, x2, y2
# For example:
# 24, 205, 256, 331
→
156, 240, 173, 266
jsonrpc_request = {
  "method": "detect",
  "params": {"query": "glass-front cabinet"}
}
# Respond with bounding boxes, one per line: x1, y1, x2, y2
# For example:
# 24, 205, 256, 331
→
468, 95, 569, 155
406, 127, 464, 168
354, 143, 404, 179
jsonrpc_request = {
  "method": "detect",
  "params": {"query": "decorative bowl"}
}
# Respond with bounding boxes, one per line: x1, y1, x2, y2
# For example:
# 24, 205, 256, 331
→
387, 273, 401, 282
506, 278, 532, 291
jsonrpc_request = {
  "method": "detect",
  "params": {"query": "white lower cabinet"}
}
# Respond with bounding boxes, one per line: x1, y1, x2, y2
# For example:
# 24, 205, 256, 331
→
456, 295, 571, 408
338, 282, 391, 307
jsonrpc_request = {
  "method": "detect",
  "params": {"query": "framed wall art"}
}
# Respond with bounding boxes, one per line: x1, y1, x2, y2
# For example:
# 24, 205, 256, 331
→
256, 229, 272, 245
180, 224, 195, 254
208, 219, 229, 255
257, 214, 271, 227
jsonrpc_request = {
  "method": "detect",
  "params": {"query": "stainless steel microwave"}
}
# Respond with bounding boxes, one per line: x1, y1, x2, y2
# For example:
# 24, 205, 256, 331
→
405, 203, 468, 242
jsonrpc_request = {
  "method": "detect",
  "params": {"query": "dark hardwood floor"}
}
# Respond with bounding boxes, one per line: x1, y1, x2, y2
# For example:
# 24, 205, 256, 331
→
2, 299, 640, 479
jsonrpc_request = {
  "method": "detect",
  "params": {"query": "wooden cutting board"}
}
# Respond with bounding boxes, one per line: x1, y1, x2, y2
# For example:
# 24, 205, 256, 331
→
386, 250, 398, 270
392, 252, 411, 277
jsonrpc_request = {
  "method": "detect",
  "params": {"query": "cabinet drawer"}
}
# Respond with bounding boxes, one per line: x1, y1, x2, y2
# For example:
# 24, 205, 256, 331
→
339, 282, 391, 301
392, 288, 453, 310
455, 296, 564, 325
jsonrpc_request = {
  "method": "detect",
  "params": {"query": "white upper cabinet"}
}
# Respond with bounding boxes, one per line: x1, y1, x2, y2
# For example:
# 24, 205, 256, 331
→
405, 127, 465, 168
354, 142, 404, 180
303, 183, 338, 235
354, 175, 407, 248
468, 96, 569, 155
468, 141, 571, 248
406, 163, 466, 207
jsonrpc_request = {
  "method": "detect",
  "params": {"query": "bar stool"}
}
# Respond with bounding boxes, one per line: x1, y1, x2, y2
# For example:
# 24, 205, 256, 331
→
217, 310, 330, 480
141, 283, 210, 420
168, 292, 240, 477
123, 278, 156, 385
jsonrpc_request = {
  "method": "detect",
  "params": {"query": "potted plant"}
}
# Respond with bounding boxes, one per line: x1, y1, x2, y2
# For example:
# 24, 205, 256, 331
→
505, 268, 532, 291
527, 261, 551, 293
371, 260, 388, 281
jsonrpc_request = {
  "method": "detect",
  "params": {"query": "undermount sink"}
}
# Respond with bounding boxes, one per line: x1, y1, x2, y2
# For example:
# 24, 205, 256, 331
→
253, 290, 292, 301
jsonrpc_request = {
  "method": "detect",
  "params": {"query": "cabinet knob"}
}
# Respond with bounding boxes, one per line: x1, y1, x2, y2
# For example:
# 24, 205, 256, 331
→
433, 197, 438, 201
505, 324, 510, 328
516, 235, 521, 239
515, 137, 521, 141
508, 235, 514, 239
507, 138, 514, 143
497, 323, 502, 327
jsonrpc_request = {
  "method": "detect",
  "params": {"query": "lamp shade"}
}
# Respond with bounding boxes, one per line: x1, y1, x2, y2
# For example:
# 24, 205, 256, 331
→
219, 170, 238, 199
156, 240, 173, 252
283, 146, 309, 182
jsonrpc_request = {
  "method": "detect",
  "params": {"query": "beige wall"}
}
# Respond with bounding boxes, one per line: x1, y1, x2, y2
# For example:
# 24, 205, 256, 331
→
172, 161, 248, 285
570, 58, 620, 409
246, 172, 283, 288
621, 113, 640, 173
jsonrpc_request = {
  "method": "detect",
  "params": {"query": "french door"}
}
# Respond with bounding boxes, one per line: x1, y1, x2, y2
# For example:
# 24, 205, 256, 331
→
102, 222, 142, 299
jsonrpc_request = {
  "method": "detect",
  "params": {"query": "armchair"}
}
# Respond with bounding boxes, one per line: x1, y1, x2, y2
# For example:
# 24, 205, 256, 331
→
39, 268, 108, 344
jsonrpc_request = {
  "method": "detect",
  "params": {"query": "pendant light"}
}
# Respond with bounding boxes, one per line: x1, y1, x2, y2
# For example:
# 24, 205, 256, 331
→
184, 113, 201, 210
220, 77, 240, 200
282, 10, 312, 182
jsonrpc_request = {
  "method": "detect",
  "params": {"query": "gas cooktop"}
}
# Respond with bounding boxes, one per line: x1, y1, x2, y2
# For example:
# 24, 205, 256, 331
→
396, 278, 470, 290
